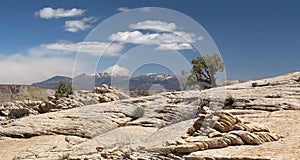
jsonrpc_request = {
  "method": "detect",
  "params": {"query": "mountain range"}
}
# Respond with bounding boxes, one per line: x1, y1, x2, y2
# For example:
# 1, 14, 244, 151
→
32, 72, 183, 91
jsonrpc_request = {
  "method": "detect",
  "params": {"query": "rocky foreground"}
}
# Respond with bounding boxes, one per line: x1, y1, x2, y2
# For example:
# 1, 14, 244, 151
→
0, 72, 300, 159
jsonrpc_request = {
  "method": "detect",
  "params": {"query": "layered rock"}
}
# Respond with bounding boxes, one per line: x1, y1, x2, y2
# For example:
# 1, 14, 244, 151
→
0, 84, 129, 123
94, 84, 129, 102
202, 72, 300, 111
0, 85, 54, 103
167, 108, 281, 155
0, 90, 201, 139
1, 72, 300, 159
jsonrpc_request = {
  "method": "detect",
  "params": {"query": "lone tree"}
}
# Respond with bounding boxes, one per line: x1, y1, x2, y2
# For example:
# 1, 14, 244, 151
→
54, 81, 73, 98
189, 53, 224, 88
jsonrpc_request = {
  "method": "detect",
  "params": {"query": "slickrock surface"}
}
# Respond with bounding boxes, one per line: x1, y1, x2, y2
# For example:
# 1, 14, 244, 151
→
184, 110, 300, 160
0, 91, 200, 139
0, 72, 300, 159
202, 72, 300, 111
0, 84, 129, 123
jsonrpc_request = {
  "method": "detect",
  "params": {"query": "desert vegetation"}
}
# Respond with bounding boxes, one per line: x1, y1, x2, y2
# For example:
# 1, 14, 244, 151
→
54, 81, 74, 98
182, 54, 224, 89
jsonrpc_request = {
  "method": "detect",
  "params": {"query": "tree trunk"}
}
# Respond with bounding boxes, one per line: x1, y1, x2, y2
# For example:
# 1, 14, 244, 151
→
210, 76, 217, 87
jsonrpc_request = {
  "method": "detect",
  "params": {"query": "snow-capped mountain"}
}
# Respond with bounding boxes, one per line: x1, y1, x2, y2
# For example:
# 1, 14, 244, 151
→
32, 72, 182, 91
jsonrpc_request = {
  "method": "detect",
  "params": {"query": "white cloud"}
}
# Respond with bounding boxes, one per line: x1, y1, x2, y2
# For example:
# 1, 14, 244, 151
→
155, 43, 193, 50
197, 36, 204, 40
35, 7, 86, 19
103, 65, 130, 77
109, 20, 205, 50
0, 53, 83, 84
41, 41, 123, 56
64, 17, 96, 33
108, 30, 197, 50
129, 20, 176, 32
117, 7, 130, 12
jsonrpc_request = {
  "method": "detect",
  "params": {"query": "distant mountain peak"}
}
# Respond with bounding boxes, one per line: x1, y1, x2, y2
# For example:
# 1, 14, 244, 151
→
32, 72, 181, 91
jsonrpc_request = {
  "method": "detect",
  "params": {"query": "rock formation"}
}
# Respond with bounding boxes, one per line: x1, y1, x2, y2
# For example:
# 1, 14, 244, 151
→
1, 72, 300, 159
202, 72, 300, 111
0, 84, 129, 124
168, 108, 281, 155
0, 85, 54, 103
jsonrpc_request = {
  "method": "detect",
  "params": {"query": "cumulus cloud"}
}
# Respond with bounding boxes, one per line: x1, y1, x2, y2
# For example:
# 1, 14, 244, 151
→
155, 43, 192, 50
129, 20, 176, 32
103, 65, 130, 77
64, 17, 96, 33
108, 20, 204, 50
108, 30, 198, 50
35, 7, 86, 19
41, 41, 123, 56
117, 7, 130, 12
0, 53, 82, 84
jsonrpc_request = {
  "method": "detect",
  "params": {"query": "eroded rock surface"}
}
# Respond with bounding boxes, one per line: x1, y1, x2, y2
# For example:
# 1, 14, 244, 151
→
0, 84, 129, 124
202, 72, 300, 111
1, 72, 300, 159
168, 109, 281, 155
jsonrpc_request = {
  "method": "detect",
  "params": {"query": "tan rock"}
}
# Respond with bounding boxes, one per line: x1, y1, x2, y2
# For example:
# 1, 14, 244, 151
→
248, 124, 270, 132
213, 112, 236, 132
195, 141, 209, 150
223, 133, 244, 145
233, 122, 253, 132
65, 136, 88, 145
230, 131, 263, 145
208, 131, 222, 138
174, 144, 200, 153
214, 121, 234, 133
254, 132, 275, 142
206, 137, 229, 149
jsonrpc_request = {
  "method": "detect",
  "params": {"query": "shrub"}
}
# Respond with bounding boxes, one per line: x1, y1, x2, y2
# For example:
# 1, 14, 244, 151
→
8, 108, 30, 119
224, 105, 234, 110
143, 91, 150, 96
224, 95, 235, 109
131, 107, 145, 120
123, 152, 130, 159
58, 153, 69, 160
101, 152, 108, 158
252, 82, 258, 87
55, 81, 73, 98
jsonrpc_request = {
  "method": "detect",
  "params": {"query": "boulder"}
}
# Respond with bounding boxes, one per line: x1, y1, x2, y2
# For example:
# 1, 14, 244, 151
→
39, 101, 56, 113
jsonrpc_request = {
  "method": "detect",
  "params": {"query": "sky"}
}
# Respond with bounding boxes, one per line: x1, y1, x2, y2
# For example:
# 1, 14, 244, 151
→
0, 0, 299, 84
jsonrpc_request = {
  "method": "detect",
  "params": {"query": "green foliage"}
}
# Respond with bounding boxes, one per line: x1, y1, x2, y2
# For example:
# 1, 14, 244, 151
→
224, 94, 235, 109
54, 81, 73, 98
224, 105, 234, 110
101, 152, 108, 158
131, 107, 145, 120
8, 108, 30, 119
189, 53, 224, 88
142, 91, 150, 96
225, 95, 235, 106
58, 153, 69, 160
123, 152, 131, 159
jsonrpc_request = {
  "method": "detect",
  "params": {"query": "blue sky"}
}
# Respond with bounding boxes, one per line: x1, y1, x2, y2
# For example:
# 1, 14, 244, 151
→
0, 0, 299, 84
